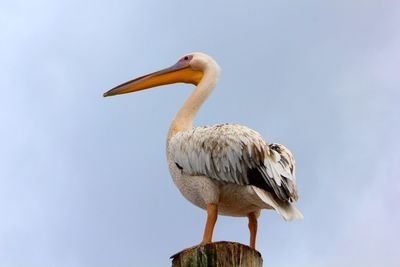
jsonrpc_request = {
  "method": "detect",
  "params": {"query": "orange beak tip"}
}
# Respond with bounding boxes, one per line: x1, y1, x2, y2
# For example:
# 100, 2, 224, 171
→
103, 89, 116, 97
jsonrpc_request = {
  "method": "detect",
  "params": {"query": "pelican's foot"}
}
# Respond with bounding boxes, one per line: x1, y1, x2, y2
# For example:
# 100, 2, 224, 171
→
199, 240, 212, 246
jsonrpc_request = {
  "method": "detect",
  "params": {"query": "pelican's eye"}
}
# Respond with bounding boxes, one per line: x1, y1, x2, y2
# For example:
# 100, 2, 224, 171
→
178, 55, 192, 64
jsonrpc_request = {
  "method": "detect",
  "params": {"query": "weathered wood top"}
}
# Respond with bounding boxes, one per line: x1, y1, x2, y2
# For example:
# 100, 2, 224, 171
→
171, 241, 263, 267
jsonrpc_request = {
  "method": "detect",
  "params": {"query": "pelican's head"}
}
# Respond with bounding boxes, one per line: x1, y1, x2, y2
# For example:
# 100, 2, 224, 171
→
103, 52, 219, 97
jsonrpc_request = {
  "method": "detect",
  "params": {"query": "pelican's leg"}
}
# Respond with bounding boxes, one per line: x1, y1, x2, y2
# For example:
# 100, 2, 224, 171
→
247, 212, 258, 249
201, 203, 218, 244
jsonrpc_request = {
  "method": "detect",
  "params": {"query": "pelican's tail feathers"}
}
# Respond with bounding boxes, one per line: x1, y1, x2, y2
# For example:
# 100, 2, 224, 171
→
252, 186, 303, 221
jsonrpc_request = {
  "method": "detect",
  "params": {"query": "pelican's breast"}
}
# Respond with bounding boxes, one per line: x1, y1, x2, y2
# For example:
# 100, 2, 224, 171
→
166, 148, 219, 210
166, 146, 268, 217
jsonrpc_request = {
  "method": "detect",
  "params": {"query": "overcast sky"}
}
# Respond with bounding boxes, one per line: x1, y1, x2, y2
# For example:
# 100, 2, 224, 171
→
1, 1, 400, 266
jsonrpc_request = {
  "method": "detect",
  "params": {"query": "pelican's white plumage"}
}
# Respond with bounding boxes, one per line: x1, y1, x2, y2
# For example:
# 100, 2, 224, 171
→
104, 52, 303, 249
167, 123, 302, 220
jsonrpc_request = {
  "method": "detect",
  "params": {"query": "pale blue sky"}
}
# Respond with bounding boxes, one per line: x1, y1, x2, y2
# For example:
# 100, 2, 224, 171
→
1, 1, 400, 266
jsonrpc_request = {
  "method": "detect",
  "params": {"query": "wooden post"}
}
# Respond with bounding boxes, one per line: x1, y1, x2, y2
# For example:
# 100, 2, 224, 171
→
171, 241, 263, 267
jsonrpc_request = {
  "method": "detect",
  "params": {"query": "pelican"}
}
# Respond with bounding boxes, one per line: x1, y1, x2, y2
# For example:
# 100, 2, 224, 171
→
103, 52, 303, 249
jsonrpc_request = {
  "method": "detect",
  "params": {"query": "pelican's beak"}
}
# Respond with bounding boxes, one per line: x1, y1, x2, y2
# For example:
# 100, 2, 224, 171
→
103, 61, 203, 97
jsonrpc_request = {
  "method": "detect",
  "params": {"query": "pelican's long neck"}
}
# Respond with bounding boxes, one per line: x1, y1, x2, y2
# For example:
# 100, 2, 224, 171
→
168, 61, 220, 137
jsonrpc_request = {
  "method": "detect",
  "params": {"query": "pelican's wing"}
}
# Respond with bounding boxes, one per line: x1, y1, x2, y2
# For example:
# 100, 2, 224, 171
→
169, 124, 298, 202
